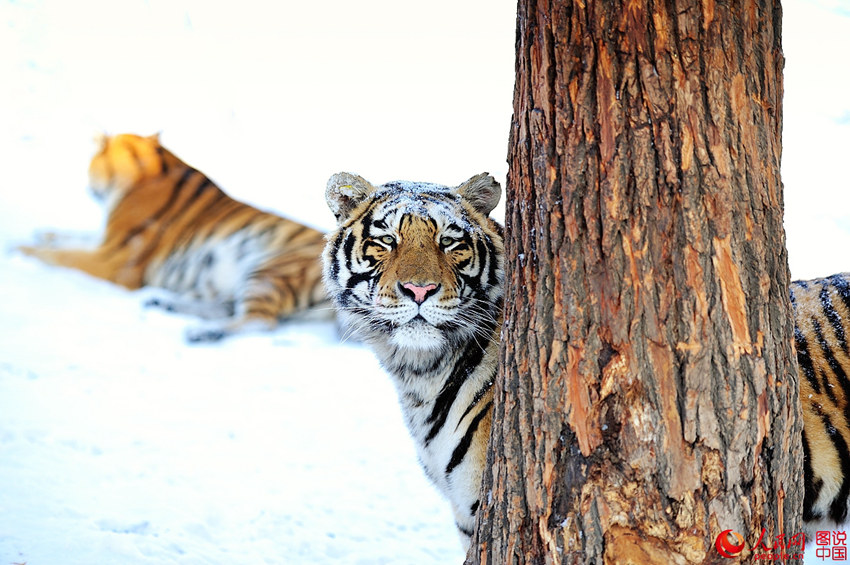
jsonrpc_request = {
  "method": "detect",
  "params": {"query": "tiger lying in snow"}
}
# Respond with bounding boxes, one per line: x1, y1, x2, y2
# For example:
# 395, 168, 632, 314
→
19, 133, 329, 342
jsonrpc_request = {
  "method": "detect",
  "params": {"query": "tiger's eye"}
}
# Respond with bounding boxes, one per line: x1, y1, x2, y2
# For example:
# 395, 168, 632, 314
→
440, 236, 456, 247
380, 235, 395, 245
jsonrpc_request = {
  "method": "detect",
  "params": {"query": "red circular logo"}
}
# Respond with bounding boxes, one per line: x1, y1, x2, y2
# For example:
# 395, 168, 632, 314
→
715, 529, 746, 558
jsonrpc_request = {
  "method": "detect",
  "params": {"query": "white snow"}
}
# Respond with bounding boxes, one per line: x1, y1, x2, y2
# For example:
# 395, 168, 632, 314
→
0, 0, 848, 564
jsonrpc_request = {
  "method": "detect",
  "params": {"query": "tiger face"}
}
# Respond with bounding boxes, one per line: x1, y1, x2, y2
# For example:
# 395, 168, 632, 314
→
323, 172, 504, 354
88, 133, 177, 207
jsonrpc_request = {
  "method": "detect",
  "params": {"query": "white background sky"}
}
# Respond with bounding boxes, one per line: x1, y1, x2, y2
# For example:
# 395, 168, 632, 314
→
0, 1, 849, 564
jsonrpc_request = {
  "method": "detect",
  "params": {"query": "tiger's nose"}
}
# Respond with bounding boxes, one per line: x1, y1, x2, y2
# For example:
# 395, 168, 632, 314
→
399, 282, 440, 304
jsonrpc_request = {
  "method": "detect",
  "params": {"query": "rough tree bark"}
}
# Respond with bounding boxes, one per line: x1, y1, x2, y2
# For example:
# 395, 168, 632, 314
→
469, 0, 800, 563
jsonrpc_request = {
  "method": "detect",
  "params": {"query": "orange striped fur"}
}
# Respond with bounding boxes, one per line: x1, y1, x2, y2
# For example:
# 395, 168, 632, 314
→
792, 274, 850, 529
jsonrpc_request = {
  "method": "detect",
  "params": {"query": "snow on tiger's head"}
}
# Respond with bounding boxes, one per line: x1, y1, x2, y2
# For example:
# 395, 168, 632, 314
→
322, 172, 505, 353
88, 132, 183, 209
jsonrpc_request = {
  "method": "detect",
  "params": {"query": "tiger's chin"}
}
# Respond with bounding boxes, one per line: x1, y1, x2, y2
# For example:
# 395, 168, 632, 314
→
389, 320, 447, 352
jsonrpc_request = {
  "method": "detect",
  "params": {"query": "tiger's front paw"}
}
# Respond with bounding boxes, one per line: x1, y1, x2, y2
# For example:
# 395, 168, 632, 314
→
31, 230, 99, 248
144, 297, 177, 312
15, 244, 54, 261
185, 324, 227, 343
15, 232, 61, 253
17, 244, 39, 257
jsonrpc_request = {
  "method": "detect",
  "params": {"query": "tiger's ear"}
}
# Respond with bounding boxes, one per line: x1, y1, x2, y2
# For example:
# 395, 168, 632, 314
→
93, 132, 109, 151
326, 172, 376, 223
455, 173, 501, 216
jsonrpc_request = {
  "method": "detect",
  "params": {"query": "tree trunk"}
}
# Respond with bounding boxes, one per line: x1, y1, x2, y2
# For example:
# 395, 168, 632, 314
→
469, 0, 800, 563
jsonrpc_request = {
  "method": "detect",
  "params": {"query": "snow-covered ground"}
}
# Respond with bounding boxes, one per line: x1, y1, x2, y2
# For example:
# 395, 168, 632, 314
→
0, 1, 848, 564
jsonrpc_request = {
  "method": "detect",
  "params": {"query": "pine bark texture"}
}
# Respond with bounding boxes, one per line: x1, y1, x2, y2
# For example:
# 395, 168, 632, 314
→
470, 0, 800, 563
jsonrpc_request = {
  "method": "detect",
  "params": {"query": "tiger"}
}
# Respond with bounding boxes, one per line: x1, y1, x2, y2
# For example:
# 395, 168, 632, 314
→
790, 274, 850, 529
322, 170, 850, 549
19, 133, 329, 342
322, 171, 504, 547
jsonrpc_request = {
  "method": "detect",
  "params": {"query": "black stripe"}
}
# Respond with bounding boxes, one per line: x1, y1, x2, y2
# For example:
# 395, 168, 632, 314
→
245, 292, 278, 306
228, 210, 268, 236
812, 318, 846, 404
455, 375, 495, 431
829, 274, 850, 302
154, 145, 169, 174
337, 289, 354, 308
253, 223, 278, 242
168, 192, 230, 252
457, 523, 474, 538
820, 285, 848, 355
328, 232, 346, 279
830, 274, 850, 334
187, 173, 213, 198
342, 233, 356, 273
399, 354, 446, 378
277, 279, 296, 309
424, 339, 488, 446
795, 327, 821, 394
476, 237, 499, 286
473, 240, 488, 277
446, 400, 492, 476
131, 174, 214, 267
359, 210, 374, 240
362, 242, 383, 267
335, 208, 375, 283
802, 428, 821, 521
109, 168, 194, 252
821, 411, 850, 522
470, 500, 480, 515
459, 271, 483, 293
283, 224, 309, 243
345, 271, 375, 290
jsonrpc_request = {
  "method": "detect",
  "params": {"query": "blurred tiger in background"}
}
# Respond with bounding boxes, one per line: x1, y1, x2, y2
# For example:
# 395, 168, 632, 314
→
322, 170, 850, 548
19, 133, 329, 342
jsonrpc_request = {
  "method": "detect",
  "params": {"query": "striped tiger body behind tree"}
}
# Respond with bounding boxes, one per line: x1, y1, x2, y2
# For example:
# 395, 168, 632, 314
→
322, 171, 850, 548
19, 133, 328, 342
791, 274, 850, 528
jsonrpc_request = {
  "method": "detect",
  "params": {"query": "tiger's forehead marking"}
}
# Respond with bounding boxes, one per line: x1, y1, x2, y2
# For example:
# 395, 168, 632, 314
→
368, 182, 476, 232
